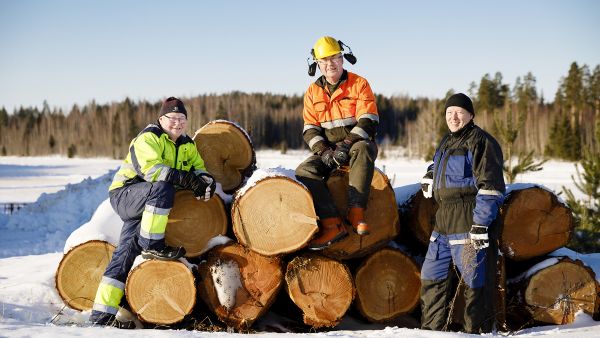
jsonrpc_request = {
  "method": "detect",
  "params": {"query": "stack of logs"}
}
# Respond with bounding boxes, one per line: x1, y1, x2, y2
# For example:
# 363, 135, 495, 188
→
55, 120, 599, 332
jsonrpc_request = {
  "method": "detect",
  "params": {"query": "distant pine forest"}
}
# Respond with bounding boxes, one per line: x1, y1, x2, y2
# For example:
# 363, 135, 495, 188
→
1, 62, 599, 161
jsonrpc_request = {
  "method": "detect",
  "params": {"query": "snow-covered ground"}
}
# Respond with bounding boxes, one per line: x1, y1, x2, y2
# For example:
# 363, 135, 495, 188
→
0, 150, 598, 337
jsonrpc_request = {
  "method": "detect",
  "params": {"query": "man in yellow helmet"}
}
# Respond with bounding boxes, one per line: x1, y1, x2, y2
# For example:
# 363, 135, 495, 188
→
296, 36, 379, 250
89, 97, 216, 328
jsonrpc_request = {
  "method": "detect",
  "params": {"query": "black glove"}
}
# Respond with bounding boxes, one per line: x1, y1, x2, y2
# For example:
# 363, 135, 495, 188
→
469, 224, 489, 250
166, 169, 198, 190
333, 140, 352, 166
195, 173, 216, 201
320, 148, 338, 169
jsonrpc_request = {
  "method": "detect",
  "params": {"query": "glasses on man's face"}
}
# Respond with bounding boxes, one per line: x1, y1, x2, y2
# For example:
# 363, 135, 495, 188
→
163, 114, 187, 123
316, 54, 342, 66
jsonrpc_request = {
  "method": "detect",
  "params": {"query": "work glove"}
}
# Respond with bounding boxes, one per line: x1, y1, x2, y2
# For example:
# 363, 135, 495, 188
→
469, 224, 489, 250
194, 173, 216, 201
320, 148, 338, 170
333, 140, 352, 166
421, 171, 434, 199
166, 169, 199, 190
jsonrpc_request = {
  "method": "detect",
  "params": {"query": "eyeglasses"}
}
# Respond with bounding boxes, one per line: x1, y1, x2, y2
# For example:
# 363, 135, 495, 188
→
316, 54, 342, 66
162, 114, 187, 123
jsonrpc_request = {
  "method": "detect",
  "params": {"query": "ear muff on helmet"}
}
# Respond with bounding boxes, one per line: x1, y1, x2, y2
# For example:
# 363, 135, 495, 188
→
338, 40, 357, 65
307, 49, 317, 76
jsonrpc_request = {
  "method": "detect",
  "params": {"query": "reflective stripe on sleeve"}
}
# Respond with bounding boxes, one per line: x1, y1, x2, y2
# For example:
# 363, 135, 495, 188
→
350, 126, 369, 139
303, 124, 322, 133
358, 113, 379, 122
308, 135, 325, 148
478, 189, 504, 196
321, 117, 357, 129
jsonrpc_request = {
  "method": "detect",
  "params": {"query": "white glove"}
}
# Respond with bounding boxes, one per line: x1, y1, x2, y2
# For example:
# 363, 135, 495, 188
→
421, 178, 433, 199
469, 225, 489, 250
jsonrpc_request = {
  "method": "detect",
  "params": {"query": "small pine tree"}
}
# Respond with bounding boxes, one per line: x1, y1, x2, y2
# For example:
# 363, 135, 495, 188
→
67, 144, 77, 158
563, 150, 600, 253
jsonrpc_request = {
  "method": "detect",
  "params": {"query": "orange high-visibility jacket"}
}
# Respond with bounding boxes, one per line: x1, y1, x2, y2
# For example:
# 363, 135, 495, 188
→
302, 70, 379, 154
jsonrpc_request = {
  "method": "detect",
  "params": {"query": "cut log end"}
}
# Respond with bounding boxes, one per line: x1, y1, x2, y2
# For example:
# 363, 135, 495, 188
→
55, 240, 115, 311
166, 190, 228, 257
193, 120, 255, 192
232, 176, 318, 256
285, 254, 354, 328
126, 260, 196, 325
354, 248, 421, 322
501, 187, 575, 261
322, 168, 400, 260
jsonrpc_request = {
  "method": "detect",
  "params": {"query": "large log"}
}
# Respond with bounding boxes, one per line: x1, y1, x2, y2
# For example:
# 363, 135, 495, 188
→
55, 240, 115, 311
354, 247, 421, 322
322, 167, 400, 260
500, 186, 575, 261
125, 259, 196, 325
197, 242, 284, 330
165, 190, 228, 258
232, 172, 319, 256
193, 120, 256, 193
398, 186, 437, 248
507, 257, 599, 326
285, 253, 354, 328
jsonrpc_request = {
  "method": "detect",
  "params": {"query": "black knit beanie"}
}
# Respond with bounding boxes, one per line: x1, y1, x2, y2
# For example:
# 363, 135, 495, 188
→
444, 93, 474, 115
159, 97, 187, 119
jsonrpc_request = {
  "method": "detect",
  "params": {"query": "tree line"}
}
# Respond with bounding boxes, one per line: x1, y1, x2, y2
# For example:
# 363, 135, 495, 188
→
0, 62, 598, 161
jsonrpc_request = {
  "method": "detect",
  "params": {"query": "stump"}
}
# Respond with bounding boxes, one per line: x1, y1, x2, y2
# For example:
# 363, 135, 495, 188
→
399, 188, 437, 248
511, 257, 599, 325
500, 186, 574, 261
322, 167, 400, 260
285, 254, 354, 328
232, 175, 318, 256
165, 190, 228, 257
55, 240, 115, 311
354, 248, 421, 322
193, 120, 256, 193
197, 242, 284, 330
126, 260, 196, 325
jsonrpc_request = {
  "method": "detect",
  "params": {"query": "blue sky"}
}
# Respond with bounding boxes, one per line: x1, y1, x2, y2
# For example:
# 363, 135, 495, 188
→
1, 0, 599, 113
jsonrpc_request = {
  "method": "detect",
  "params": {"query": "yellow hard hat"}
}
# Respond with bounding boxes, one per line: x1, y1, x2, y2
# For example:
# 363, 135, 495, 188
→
312, 36, 342, 60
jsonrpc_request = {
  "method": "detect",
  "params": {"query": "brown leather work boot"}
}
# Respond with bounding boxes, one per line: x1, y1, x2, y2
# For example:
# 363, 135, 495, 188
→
347, 207, 370, 235
308, 217, 348, 251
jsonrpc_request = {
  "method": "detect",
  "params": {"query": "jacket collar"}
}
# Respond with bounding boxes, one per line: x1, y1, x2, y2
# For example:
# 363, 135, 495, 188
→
315, 69, 348, 89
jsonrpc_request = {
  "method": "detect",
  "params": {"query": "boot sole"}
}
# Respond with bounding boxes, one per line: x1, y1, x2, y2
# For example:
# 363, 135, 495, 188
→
307, 230, 349, 251
141, 252, 183, 261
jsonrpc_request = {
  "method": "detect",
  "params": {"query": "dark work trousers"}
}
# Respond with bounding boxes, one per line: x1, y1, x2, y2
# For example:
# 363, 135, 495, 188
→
420, 230, 498, 333
89, 181, 175, 322
295, 140, 377, 219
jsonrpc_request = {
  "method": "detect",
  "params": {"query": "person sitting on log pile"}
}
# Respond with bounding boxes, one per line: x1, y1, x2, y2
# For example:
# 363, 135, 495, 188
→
419, 93, 505, 333
295, 36, 379, 250
89, 97, 216, 329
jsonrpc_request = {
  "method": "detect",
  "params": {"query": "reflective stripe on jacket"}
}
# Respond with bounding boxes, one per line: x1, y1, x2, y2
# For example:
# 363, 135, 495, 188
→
431, 121, 505, 234
302, 70, 379, 154
109, 123, 206, 191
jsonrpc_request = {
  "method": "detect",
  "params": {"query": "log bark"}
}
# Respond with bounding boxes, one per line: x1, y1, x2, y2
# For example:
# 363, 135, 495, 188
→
500, 186, 575, 261
55, 240, 115, 311
354, 247, 421, 322
322, 167, 400, 260
508, 257, 599, 325
399, 188, 437, 248
285, 253, 354, 328
197, 242, 284, 330
165, 190, 228, 258
125, 259, 196, 325
232, 175, 318, 256
193, 120, 256, 193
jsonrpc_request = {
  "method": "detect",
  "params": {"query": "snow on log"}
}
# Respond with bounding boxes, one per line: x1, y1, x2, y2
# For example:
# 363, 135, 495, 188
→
193, 120, 256, 193
507, 256, 599, 325
197, 242, 284, 330
231, 170, 319, 256
321, 167, 400, 260
500, 186, 575, 261
125, 259, 196, 325
165, 190, 228, 258
285, 253, 354, 328
354, 247, 421, 322
63, 199, 122, 252
55, 240, 115, 311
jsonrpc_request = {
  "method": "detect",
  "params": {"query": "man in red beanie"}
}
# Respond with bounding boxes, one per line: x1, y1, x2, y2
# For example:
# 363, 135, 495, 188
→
89, 97, 216, 328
